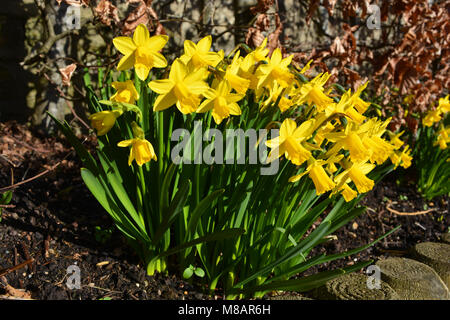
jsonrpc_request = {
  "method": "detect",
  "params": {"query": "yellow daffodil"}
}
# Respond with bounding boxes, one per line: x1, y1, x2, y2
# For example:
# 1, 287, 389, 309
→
323, 89, 365, 124
340, 184, 358, 202
335, 160, 375, 194
389, 145, 412, 169
294, 73, 333, 112
118, 138, 157, 166
347, 162, 375, 193
387, 130, 405, 150
438, 95, 450, 113
110, 80, 139, 104
238, 54, 260, 91
363, 135, 394, 164
261, 82, 294, 112
423, 108, 442, 127
434, 126, 450, 150
117, 122, 157, 166
266, 119, 315, 166
289, 158, 336, 195
197, 80, 244, 124
313, 120, 335, 146
89, 110, 123, 136
180, 35, 223, 68
325, 125, 371, 163
112, 24, 168, 80
256, 48, 294, 89
223, 53, 250, 94
148, 59, 209, 114
350, 82, 371, 114
252, 38, 269, 62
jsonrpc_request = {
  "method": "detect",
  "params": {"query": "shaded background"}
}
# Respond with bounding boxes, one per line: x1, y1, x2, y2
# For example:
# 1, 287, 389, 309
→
0, 0, 448, 133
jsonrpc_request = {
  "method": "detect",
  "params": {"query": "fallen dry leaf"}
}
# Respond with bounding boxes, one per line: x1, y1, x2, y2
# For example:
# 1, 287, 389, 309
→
59, 63, 77, 87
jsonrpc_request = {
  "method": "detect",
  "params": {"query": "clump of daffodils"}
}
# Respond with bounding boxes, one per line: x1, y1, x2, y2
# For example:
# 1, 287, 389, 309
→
88, 24, 411, 202
422, 95, 450, 150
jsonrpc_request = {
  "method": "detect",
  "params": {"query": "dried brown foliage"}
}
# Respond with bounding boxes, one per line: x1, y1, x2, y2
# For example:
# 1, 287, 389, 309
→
245, 0, 450, 133
59, 63, 77, 87
121, 0, 166, 36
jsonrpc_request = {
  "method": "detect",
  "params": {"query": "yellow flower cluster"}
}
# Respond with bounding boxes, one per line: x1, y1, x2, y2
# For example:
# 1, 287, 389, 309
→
423, 95, 450, 150
87, 24, 411, 201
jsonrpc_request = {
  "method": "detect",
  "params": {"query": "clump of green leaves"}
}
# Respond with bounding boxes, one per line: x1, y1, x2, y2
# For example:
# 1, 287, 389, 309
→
0, 191, 12, 222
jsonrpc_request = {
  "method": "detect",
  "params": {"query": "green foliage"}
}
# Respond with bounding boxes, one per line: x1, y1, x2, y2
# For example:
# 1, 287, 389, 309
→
51, 66, 399, 299
0, 190, 12, 222
414, 125, 450, 200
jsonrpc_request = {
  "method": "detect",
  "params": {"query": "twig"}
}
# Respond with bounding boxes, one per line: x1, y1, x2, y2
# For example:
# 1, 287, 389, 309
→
43, 72, 91, 131
386, 204, 437, 216
0, 204, 15, 208
0, 154, 17, 167
0, 259, 35, 277
7, 135, 51, 154
0, 161, 62, 193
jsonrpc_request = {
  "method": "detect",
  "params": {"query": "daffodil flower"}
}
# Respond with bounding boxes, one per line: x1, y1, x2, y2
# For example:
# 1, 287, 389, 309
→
323, 89, 365, 124
261, 82, 294, 112
294, 73, 333, 112
350, 82, 371, 114
437, 95, 450, 113
89, 110, 123, 136
334, 160, 375, 195
434, 126, 450, 150
256, 48, 294, 89
148, 59, 209, 114
325, 124, 371, 163
112, 24, 168, 80
387, 130, 405, 150
289, 158, 336, 195
196, 80, 244, 124
117, 122, 157, 166
360, 118, 394, 164
423, 108, 443, 127
389, 146, 412, 169
179, 35, 224, 68
266, 118, 315, 166
252, 38, 269, 62
110, 80, 139, 104
238, 54, 260, 91
223, 53, 250, 94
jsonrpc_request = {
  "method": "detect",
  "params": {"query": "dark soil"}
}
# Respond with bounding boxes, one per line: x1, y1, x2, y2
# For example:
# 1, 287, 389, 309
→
0, 121, 448, 300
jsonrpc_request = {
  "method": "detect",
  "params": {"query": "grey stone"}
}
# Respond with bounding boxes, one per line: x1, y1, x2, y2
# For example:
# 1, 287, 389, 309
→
376, 257, 449, 300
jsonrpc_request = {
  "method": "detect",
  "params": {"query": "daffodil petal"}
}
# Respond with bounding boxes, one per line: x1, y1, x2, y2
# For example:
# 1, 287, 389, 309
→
147, 35, 169, 51
187, 81, 209, 95
117, 53, 135, 71
183, 40, 197, 56
197, 35, 212, 52
118, 139, 134, 147
135, 65, 150, 81
113, 37, 136, 56
148, 79, 174, 94
197, 99, 214, 113
133, 24, 149, 47
152, 52, 168, 68
227, 103, 241, 115
154, 92, 177, 111
280, 119, 297, 138
170, 59, 187, 83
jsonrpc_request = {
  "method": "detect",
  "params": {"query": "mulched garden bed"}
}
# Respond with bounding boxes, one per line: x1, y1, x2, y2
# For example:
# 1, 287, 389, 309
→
0, 121, 448, 300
